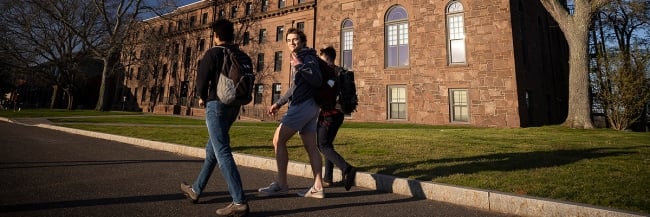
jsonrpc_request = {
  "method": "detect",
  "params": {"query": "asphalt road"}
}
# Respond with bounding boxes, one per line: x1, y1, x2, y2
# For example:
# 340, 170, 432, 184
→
0, 121, 517, 217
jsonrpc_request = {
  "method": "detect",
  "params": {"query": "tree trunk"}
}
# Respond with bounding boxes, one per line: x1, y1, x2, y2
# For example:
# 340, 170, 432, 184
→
50, 85, 58, 109
563, 30, 594, 129
95, 58, 110, 111
65, 89, 74, 110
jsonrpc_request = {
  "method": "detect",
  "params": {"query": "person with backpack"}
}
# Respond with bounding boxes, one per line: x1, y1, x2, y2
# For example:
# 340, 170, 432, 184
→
258, 28, 326, 199
317, 46, 356, 191
180, 19, 250, 217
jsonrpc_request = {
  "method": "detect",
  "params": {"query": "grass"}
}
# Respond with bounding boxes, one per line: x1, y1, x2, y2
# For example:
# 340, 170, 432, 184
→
2, 109, 649, 214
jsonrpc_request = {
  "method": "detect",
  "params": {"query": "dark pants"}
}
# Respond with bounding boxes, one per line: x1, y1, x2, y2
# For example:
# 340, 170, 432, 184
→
317, 110, 350, 182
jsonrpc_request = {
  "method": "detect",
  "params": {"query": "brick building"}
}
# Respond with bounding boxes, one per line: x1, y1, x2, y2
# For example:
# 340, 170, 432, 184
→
118, 0, 569, 128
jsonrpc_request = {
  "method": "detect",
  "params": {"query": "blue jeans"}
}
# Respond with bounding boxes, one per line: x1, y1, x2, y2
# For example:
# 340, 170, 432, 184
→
192, 100, 245, 203
317, 110, 349, 182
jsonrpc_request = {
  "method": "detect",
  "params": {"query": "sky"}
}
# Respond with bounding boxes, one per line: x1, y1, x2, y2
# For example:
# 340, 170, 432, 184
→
141, 0, 202, 20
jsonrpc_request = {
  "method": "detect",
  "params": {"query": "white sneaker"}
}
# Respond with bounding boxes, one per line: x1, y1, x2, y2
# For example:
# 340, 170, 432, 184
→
258, 182, 288, 197
297, 186, 325, 199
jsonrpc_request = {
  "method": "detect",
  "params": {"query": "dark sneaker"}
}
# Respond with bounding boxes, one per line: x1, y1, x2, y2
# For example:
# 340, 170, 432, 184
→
216, 202, 249, 217
297, 186, 325, 199
180, 182, 198, 203
258, 182, 288, 197
344, 166, 357, 191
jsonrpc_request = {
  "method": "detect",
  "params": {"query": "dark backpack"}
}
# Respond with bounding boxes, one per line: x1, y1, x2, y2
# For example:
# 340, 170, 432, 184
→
314, 58, 339, 110
336, 68, 358, 114
215, 46, 255, 106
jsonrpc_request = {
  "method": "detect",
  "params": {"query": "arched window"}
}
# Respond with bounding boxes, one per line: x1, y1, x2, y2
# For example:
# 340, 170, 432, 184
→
385, 6, 409, 67
341, 19, 353, 70
446, 1, 466, 64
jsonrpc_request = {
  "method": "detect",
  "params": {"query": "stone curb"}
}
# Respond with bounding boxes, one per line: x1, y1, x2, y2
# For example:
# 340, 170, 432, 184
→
2, 119, 645, 217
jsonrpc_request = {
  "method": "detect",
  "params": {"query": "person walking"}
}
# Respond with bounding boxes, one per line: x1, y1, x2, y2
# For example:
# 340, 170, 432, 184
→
317, 46, 356, 191
258, 28, 325, 199
180, 19, 250, 217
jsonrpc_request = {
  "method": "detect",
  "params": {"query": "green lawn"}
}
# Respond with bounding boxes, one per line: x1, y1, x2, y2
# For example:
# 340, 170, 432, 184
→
2, 109, 649, 214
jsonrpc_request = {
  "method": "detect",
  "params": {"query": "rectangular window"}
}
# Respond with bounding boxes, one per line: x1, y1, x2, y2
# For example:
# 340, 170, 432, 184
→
388, 86, 406, 119
342, 30, 353, 69
158, 87, 164, 102
259, 29, 266, 44
168, 86, 176, 104
162, 64, 168, 79
172, 63, 178, 78
298, 0, 306, 3
278, 0, 285, 8
199, 39, 205, 51
261, 0, 268, 12
243, 32, 250, 45
219, 10, 225, 20
254, 84, 263, 104
141, 87, 147, 103
189, 16, 196, 28
274, 51, 282, 72
297, 22, 305, 32
276, 26, 284, 42
245, 2, 253, 16
272, 83, 282, 104
257, 53, 265, 72
450, 89, 469, 122
448, 15, 466, 64
386, 23, 409, 67
149, 88, 155, 103
202, 13, 208, 25
231, 6, 238, 18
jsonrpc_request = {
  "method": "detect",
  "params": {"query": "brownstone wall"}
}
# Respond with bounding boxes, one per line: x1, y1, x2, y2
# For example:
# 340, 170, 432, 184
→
122, 0, 570, 128
316, 0, 520, 127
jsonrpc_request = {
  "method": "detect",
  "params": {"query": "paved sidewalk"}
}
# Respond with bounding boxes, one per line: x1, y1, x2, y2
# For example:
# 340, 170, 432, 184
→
1, 117, 646, 217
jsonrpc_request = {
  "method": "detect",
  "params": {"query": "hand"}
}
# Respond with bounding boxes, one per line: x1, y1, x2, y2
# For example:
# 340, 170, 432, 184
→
268, 104, 279, 115
199, 99, 205, 107
290, 52, 301, 66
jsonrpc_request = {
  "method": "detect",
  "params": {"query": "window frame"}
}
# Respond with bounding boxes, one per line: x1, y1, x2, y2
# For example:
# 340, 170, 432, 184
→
449, 89, 470, 123
259, 29, 266, 44
341, 19, 353, 70
276, 26, 284, 42
245, 2, 253, 16
272, 83, 282, 104
446, 1, 467, 65
387, 85, 407, 120
261, 0, 268, 12
231, 6, 238, 18
254, 84, 263, 104
274, 51, 282, 72
384, 6, 410, 68
256, 53, 265, 72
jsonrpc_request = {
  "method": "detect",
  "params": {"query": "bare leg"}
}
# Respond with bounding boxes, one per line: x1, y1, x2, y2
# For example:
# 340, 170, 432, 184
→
300, 131, 323, 190
273, 123, 296, 188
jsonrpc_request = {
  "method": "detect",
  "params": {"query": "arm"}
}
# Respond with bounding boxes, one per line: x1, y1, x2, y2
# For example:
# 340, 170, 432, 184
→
268, 80, 295, 115
196, 48, 223, 106
292, 52, 322, 87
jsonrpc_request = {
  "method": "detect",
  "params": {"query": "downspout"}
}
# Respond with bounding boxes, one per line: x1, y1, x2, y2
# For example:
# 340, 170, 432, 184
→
313, 0, 317, 49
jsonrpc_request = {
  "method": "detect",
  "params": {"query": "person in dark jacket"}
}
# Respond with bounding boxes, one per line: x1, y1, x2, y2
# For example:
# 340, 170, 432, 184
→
179, 19, 249, 217
258, 28, 326, 199
317, 46, 356, 191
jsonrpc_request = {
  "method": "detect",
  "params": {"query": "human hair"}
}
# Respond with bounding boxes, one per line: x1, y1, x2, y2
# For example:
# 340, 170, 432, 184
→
211, 19, 234, 42
285, 28, 307, 44
319, 46, 337, 62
